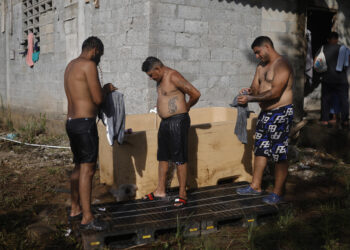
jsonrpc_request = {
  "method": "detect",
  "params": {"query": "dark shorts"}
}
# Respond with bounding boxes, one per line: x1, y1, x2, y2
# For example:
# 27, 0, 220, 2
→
66, 118, 98, 164
157, 113, 190, 165
254, 104, 294, 162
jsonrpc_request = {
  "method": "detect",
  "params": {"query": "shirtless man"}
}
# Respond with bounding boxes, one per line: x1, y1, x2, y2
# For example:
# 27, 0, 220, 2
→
64, 36, 116, 230
141, 57, 201, 207
236, 36, 294, 204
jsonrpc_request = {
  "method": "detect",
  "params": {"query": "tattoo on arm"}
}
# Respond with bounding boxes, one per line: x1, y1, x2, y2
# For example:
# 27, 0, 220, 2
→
168, 96, 178, 114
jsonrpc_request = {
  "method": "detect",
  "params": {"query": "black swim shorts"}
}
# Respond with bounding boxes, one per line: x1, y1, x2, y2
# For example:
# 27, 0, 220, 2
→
66, 118, 98, 164
157, 113, 190, 165
254, 104, 294, 162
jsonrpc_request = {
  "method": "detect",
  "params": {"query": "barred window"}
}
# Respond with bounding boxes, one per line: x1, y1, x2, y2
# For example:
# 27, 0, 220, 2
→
22, 0, 52, 39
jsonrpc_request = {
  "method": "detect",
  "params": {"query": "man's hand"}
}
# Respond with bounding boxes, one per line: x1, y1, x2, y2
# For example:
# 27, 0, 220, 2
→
239, 88, 252, 95
237, 95, 251, 105
103, 83, 118, 93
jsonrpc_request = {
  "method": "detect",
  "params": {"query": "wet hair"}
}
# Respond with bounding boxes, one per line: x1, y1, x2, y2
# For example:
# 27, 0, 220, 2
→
327, 32, 339, 40
141, 57, 164, 72
82, 36, 104, 54
251, 36, 274, 49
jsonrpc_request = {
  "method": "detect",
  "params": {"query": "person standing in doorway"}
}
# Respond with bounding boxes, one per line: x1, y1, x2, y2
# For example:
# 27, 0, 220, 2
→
318, 32, 349, 128
64, 36, 116, 230
236, 36, 294, 204
141, 57, 201, 207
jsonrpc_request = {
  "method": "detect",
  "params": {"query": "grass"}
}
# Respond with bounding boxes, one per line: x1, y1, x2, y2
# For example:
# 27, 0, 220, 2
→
19, 113, 47, 143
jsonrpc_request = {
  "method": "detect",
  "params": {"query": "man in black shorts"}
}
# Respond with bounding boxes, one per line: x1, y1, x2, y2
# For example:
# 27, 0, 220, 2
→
64, 36, 116, 230
141, 57, 201, 207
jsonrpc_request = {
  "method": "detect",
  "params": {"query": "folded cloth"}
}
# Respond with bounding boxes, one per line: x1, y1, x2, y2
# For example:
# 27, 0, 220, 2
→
230, 93, 251, 144
336, 45, 350, 72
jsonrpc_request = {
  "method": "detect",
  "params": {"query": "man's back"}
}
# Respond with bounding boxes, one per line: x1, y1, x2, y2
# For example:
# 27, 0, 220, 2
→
64, 58, 100, 119
323, 44, 348, 85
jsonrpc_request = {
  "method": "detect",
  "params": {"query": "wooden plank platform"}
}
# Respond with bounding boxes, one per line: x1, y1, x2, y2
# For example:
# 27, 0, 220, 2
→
70, 182, 284, 249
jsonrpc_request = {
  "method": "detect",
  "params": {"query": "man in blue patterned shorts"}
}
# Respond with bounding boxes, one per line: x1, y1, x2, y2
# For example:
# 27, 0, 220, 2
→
236, 36, 294, 204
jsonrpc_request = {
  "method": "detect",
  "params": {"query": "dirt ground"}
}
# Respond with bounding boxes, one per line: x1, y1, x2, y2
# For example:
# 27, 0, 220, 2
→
1, 124, 350, 249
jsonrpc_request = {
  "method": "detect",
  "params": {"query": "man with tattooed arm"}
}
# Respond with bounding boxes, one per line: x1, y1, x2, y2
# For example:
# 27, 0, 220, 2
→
141, 57, 201, 207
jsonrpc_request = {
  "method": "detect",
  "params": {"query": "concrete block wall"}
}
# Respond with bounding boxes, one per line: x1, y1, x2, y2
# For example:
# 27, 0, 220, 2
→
0, 0, 349, 129
84, 0, 153, 114
149, 0, 262, 112
0, 2, 6, 105
0, 0, 69, 121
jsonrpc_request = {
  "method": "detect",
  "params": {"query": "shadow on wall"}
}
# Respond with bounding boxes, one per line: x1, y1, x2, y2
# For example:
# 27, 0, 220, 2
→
241, 117, 257, 175
113, 131, 147, 186
187, 124, 212, 189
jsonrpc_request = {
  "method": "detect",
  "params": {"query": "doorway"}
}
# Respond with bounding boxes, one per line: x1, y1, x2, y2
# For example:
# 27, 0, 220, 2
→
304, 8, 336, 103
307, 9, 336, 58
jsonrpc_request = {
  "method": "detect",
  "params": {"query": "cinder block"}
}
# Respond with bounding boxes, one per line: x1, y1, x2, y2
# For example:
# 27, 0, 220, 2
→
158, 46, 183, 60
150, 30, 175, 46
126, 30, 149, 45
174, 60, 200, 74
131, 16, 150, 31
160, 0, 184, 4
176, 32, 200, 48
211, 48, 233, 61
183, 48, 210, 61
208, 22, 231, 35
63, 19, 77, 35
200, 34, 225, 48
128, 2, 148, 17
177, 5, 202, 20
118, 46, 132, 59
154, 17, 184, 32
126, 59, 143, 72
132, 46, 149, 59
200, 61, 222, 75
261, 20, 287, 33
185, 0, 210, 8
153, 2, 176, 17
185, 20, 208, 34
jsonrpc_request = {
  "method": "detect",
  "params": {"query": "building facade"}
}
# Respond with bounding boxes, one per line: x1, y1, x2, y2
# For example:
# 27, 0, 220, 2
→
0, 0, 350, 131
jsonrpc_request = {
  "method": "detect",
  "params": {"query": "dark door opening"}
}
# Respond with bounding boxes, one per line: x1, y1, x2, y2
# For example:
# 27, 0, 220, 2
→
304, 9, 336, 96
307, 9, 336, 58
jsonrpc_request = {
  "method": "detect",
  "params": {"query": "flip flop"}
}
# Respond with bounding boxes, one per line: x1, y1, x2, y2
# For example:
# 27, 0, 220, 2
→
142, 192, 166, 201
80, 219, 108, 231
174, 197, 187, 207
68, 212, 82, 222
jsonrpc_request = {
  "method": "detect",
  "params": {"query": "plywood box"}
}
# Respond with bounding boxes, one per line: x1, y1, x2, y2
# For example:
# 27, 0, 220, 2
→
98, 107, 257, 198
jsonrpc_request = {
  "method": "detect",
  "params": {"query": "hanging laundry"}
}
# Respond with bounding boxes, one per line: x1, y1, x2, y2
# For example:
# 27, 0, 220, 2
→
32, 41, 40, 63
26, 33, 34, 67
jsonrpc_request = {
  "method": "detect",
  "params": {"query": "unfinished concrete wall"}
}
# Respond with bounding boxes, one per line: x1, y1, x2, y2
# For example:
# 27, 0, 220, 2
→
83, 0, 153, 115
0, 0, 349, 131
148, 0, 261, 113
0, 1, 7, 106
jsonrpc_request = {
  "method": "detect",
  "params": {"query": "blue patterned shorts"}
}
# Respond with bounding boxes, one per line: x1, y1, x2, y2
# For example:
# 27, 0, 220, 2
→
254, 104, 294, 162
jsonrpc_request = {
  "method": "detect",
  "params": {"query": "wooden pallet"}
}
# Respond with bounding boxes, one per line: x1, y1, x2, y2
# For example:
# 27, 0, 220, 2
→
70, 182, 283, 249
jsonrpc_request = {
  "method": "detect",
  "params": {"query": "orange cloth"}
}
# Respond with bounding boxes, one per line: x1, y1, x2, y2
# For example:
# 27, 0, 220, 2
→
26, 33, 34, 67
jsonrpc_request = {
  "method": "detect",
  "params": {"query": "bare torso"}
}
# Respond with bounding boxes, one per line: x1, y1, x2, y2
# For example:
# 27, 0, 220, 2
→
257, 57, 293, 110
64, 58, 99, 119
157, 68, 188, 119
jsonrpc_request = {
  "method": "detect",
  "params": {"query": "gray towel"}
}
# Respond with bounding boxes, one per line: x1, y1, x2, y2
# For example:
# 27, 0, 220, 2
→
99, 91, 126, 145
230, 94, 250, 144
